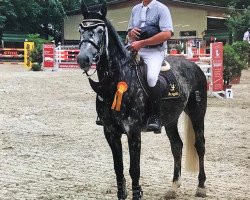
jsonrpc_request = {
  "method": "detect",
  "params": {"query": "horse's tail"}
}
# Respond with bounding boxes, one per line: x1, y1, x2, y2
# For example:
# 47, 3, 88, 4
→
184, 112, 199, 172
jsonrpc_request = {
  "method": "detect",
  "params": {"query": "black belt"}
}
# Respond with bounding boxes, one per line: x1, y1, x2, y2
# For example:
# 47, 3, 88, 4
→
144, 43, 163, 49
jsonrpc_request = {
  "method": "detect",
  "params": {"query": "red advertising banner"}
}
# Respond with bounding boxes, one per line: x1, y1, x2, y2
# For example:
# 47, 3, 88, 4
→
43, 44, 54, 68
211, 42, 224, 91
59, 63, 79, 68
3, 50, 17, 55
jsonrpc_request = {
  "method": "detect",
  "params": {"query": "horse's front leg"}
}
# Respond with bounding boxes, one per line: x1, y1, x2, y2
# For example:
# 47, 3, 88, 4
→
128, 130, 143, 200
104, 126, 127, 200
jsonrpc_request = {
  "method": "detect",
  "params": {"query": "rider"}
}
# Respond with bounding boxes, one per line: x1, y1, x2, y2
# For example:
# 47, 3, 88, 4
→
127, 0, 173, 133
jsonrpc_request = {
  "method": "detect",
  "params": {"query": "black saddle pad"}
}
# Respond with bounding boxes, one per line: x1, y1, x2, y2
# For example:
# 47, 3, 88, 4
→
136, 63, 180, 100
159, 70, 180, 99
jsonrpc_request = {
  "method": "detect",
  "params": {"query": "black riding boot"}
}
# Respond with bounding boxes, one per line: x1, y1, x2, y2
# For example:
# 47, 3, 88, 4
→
146, 82, 162, 133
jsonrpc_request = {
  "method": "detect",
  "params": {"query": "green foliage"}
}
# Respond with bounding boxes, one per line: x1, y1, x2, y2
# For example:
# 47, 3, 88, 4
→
0, 0, 65, 40
231, 41, 250, 69
27, 34, 53, 71
30, 62, 42, 71
0, 0, 16, 29
226, 5, 250, 42
61, 0, 80, 11
180, 0, 249, 8
1, 0, 249, 42
36, 0, 65, 39
223, 41, 249, 85
171, 44, 184, 53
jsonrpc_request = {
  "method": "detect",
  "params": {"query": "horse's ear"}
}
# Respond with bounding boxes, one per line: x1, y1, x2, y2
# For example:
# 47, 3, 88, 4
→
100, 1, 107, 18
80, 0, 89, 18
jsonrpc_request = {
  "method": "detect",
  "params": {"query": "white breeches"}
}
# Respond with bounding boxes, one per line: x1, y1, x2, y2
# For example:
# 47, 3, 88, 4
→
139, 48, 165, 87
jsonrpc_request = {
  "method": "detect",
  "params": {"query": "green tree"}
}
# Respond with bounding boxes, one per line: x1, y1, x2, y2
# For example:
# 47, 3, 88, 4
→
181, 0, 249, 8
35, 0, 65, 39
0, 0, 16, 29
1, 0, 66, 40
8, 0, 40, 32
226, 5, 250, 42
61, 0, 80, 11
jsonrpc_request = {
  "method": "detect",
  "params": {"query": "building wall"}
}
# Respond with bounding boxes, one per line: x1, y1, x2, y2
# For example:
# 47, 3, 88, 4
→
64, 15, 84, 41
64, 1, 222, 41
169, 6, 207, 39
64, 7, 132, 41
107, 7, 131, 31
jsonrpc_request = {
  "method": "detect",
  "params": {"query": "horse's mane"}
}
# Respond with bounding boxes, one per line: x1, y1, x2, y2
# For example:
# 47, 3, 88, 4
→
105, 19, 130, 59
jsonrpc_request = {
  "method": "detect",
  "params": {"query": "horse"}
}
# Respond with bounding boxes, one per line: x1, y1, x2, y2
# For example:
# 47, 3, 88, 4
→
77, 1, 207, 199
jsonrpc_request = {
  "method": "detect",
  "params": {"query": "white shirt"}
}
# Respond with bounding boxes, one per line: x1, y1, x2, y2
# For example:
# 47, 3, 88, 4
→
243, 31, 249, 43
127, 0, 173, 51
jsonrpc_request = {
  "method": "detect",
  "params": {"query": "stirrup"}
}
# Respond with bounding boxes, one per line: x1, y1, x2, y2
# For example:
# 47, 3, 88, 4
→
146, 115, 162, 134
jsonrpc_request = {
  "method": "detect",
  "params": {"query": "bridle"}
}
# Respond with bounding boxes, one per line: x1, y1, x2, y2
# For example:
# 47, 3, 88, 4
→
78, 19, 139, 83
79, 19, 109, 76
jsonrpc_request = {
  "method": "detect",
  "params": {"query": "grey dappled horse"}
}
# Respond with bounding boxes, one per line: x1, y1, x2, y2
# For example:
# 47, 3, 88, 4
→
77, 1, 207, 199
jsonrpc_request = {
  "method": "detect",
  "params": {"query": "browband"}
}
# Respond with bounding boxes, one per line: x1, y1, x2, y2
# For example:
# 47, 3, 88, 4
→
80, 19, 105, 29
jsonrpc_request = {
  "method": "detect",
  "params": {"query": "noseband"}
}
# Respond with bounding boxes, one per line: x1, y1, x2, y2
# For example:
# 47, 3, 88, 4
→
79, 19, 108, 64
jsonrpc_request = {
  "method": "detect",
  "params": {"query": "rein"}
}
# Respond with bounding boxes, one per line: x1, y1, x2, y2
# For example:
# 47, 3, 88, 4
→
82, 68, 97, 77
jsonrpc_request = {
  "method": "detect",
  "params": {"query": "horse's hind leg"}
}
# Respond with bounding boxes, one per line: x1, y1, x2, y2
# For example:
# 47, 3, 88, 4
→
104, 127, 127, 199
127, 131, 143, 200
164, 120, 183, 199
185, 89, 207, 197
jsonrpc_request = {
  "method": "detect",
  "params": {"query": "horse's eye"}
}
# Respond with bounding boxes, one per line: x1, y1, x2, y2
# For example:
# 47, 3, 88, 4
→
97, 29, 103, 34
79, 28, 84, 33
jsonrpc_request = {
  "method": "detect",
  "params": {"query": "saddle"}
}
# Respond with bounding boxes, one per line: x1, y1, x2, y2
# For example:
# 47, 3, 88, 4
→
135, 57, 180, 100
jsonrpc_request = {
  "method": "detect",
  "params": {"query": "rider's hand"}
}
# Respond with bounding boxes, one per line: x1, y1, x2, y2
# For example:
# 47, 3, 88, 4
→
128, 28, 141, 42
128, 40, 145, 53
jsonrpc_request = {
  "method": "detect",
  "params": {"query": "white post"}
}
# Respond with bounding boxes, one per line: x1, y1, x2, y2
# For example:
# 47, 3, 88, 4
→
53, 44, 61, 71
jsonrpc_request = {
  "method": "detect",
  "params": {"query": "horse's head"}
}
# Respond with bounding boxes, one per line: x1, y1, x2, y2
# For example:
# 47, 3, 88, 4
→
77, 0, 108, 71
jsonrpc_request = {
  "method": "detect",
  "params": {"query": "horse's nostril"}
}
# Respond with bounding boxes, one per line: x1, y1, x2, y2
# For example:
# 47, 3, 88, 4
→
85, 57, 90, 64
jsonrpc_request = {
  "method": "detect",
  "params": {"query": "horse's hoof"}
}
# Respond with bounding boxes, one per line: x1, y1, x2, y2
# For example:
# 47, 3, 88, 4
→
195, 187, 207, 198
117, 178, 127, 199
117, 188, 127, 199
132, 197, 142, 200
164, 190, 177, 199
132, 185, 143, 200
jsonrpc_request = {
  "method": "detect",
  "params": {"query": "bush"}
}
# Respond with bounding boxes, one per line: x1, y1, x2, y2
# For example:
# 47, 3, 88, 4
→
231, 41, 250, 70
223, 41, 249, 85
29, 48, 43, 64
27, 34, 53, 70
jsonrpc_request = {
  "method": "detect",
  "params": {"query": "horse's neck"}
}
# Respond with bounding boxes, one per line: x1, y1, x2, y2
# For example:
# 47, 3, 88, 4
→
106, 20, 130, 65
96, 21, 132, 88
97, 53, 109, 79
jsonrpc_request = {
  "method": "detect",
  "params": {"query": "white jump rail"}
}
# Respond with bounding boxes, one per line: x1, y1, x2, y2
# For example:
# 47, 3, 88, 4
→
54, 45, 79, 70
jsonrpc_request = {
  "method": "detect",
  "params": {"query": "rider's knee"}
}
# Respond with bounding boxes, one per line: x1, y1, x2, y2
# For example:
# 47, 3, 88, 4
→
147, 77, 157, 87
